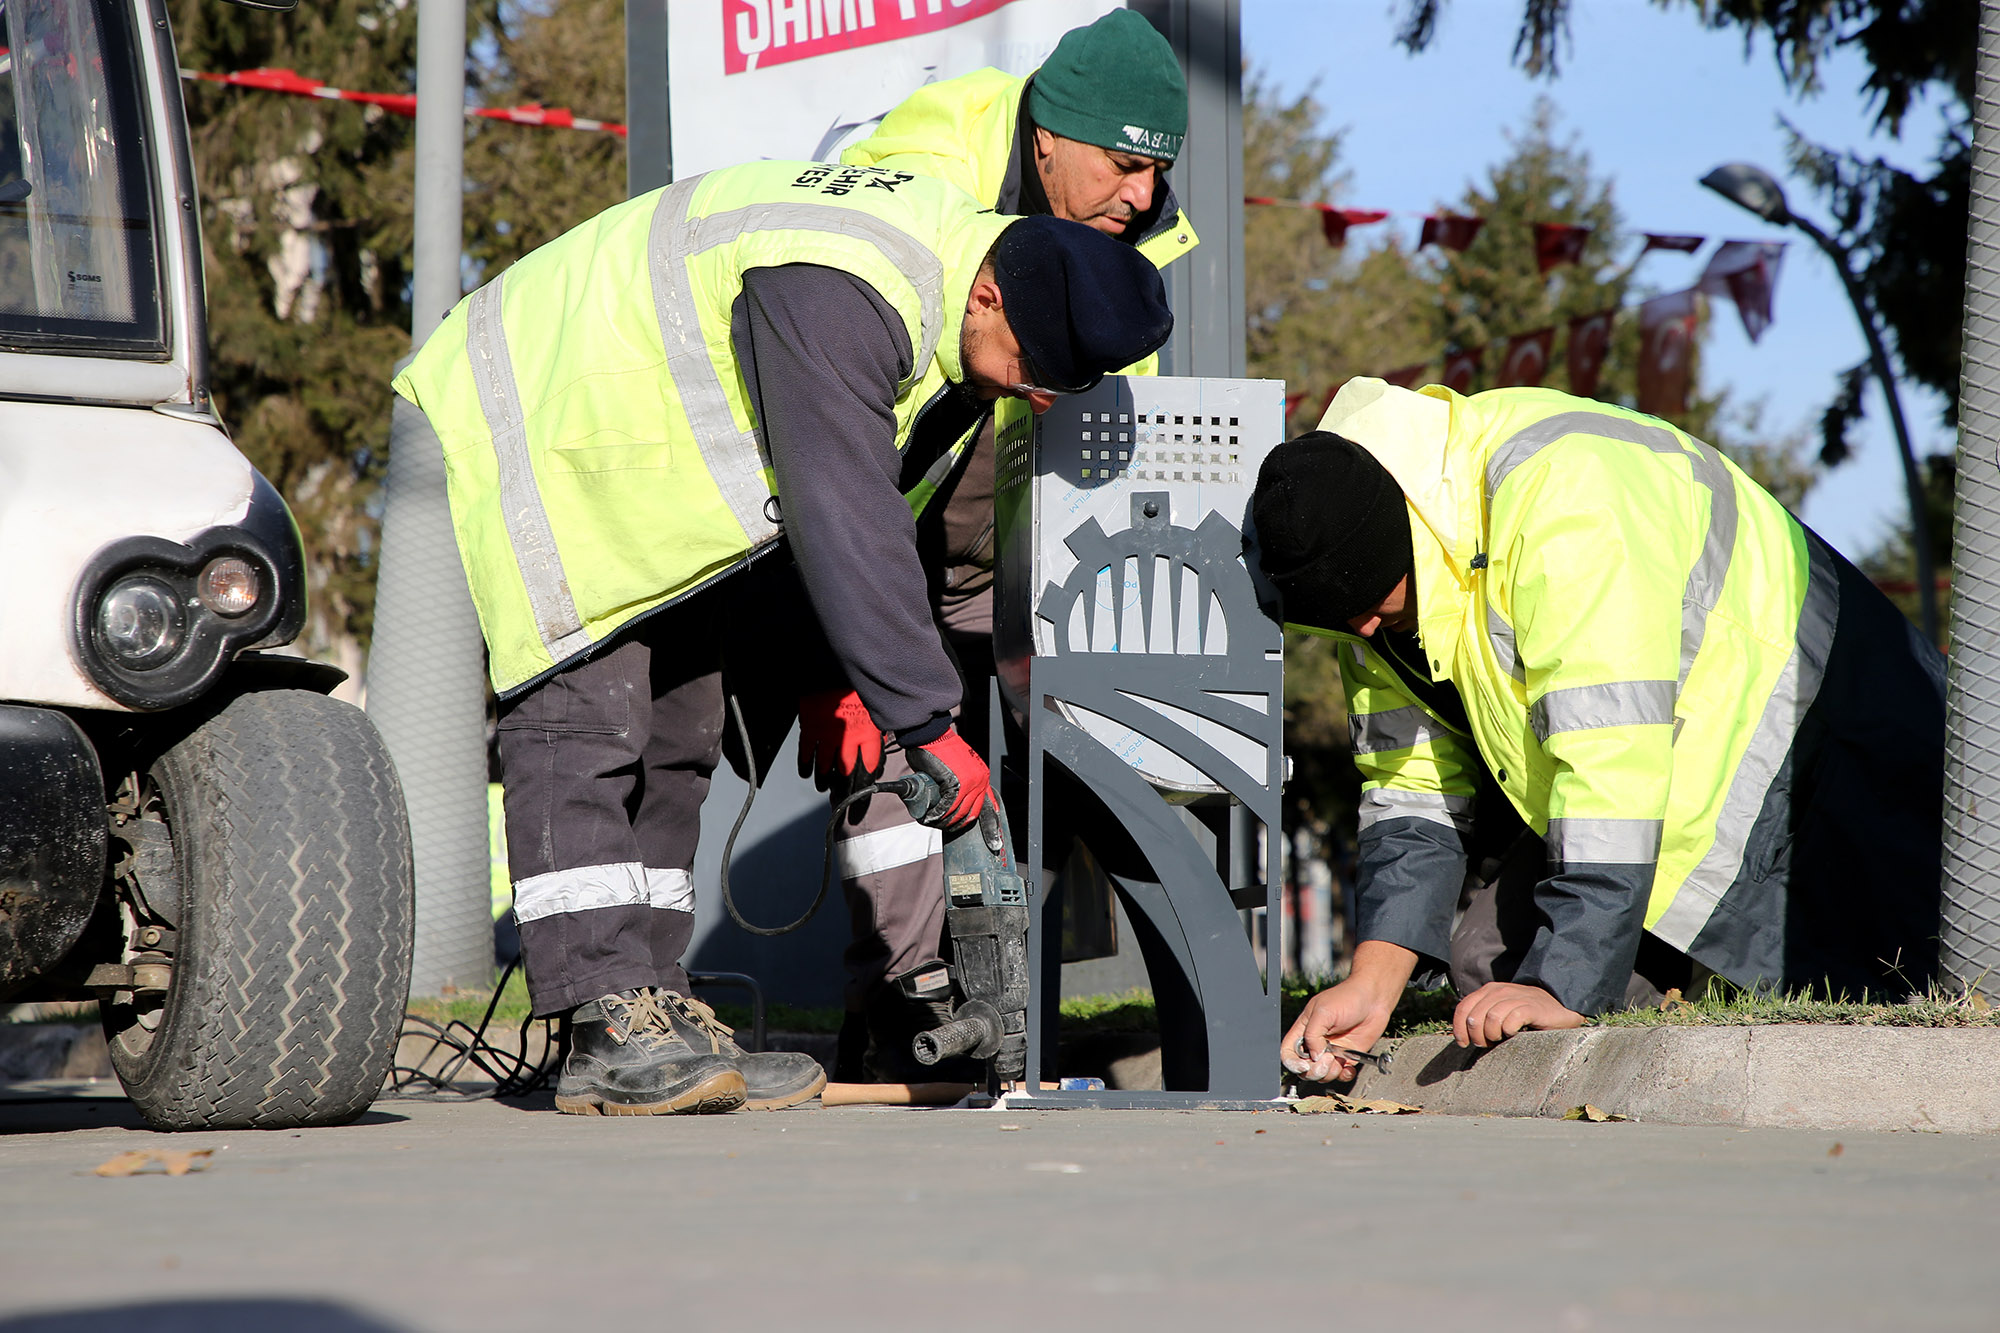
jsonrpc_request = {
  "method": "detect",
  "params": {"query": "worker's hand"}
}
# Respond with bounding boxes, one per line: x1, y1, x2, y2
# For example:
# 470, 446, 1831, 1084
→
1452, 981, 1583, 1049
1280, 940, 1416, 1083
1281, 979, 1395, 1083
797, 689, 885, 791
904, 725, 998, 845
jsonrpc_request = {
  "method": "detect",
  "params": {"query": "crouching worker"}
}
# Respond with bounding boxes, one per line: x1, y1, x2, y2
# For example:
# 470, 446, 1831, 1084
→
392, 162, 1171, 1115
1254, 379, 1946, 1082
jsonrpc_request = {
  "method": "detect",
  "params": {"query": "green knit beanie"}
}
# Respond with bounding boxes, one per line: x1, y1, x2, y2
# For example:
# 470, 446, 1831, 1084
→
1026, 10, 1187, 163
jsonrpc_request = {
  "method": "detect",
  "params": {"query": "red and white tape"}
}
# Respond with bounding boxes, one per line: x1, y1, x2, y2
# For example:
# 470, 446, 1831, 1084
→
182, 67, 626, 137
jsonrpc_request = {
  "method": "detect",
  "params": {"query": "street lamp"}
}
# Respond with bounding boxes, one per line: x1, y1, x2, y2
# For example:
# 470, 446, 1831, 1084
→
1700, 162, 1940, 645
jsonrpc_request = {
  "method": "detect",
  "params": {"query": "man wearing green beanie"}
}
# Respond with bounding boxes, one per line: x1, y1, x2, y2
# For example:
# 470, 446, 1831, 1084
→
829, 11, 1196, 1080
843, 9, 1196, 274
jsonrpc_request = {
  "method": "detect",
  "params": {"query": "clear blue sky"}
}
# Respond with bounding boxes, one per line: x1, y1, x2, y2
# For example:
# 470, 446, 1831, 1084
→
1241, 0, 1962, 564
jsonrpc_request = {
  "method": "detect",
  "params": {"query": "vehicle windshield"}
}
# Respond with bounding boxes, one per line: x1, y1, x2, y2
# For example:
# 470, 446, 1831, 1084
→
0, 0, 164, 356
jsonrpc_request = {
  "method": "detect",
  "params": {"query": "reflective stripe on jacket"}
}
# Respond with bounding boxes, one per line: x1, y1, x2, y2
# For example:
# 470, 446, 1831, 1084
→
392, 161, 1012, 697
1298, 379, 1838, 1014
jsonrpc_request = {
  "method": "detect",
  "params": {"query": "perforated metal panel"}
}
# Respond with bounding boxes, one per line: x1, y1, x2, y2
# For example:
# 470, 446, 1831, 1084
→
994, 375, 1286, 795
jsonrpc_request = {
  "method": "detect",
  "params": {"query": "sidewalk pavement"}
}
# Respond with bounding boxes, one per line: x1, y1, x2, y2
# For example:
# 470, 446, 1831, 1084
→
1345, 1026, 2000, 1134
8, 1019, 1999, 1134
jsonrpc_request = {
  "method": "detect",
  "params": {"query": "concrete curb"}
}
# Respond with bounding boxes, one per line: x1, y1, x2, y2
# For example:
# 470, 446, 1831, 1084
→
1346, 1026, 2000, 1134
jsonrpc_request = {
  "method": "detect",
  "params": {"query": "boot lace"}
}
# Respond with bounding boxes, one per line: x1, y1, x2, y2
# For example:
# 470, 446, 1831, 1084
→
599, 989, 681, 1052
668, 993, 739, 1056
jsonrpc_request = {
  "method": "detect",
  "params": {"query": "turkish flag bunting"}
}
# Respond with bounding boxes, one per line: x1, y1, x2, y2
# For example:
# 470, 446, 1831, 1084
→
1567, 309, 1616, 399
1420, 214, 1485, 251
1441, 346, 1483, 395
1532, 223, 1591, 273
1642, 233, 1706, 255
1318, 205, 1390, 248
1496, 328, 1554, 388
1380, 363, 1429, 389
1284, 390, 1308, 422
1698, 240, 1786, 343
1637, 289, 1699, 417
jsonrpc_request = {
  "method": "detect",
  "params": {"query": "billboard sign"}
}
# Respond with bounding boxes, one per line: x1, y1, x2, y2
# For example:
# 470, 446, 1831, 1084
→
669, 0, 1121, 177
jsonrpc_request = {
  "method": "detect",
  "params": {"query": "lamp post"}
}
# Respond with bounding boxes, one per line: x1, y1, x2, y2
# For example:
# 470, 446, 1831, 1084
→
1700, 162, 1940, 645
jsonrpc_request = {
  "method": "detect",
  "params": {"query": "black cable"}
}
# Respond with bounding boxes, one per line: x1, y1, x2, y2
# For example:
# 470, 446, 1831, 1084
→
388, 692, 921, 1099
385, 954, 562, 1102
718, 689, 924, 937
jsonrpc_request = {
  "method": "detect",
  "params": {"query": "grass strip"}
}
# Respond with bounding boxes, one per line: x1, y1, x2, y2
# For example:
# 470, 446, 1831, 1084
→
403, 973, 2000, 1047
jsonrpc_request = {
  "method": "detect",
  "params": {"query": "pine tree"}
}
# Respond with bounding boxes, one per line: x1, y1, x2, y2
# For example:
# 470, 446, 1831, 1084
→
171, 0, 431, 681
1426, 102, 1818, 509
171, 0, 626, 684
461, 0, 627, 282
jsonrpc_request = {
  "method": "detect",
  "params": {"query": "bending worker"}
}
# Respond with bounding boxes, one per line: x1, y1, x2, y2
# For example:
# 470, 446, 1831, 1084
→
393, 160, 1171, 1116
1254, 379, 1945, 1081
825, 8, 1198, 1078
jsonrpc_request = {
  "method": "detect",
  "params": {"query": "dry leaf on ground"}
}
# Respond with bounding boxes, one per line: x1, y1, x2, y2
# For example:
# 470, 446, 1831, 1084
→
1291, 1093, 1420, 1116
1562, 1104, 1629, 1122
93, 1149, 214, 1178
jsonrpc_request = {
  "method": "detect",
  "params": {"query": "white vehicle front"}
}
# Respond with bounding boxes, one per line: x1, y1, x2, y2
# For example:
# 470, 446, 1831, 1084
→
0, 0, 308, 711
0, 0, 412, 1132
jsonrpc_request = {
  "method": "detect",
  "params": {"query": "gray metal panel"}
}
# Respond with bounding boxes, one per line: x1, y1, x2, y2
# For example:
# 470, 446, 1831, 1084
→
995, 374, 1286, 794
626, 0, 671, 195
1006, 375, 1286, 1101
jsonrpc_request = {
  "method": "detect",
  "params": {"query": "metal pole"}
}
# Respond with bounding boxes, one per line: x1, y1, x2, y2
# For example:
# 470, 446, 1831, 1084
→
367, 0, 492, 998
1139, 0, 1243, 379
1790, 214, 1941, 644
625, 0, 671, 196
1942, 0, 2000, 992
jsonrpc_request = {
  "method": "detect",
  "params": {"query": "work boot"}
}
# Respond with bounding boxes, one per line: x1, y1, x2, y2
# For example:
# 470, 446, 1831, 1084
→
554, 988, 746, 1116
661, 991, 828, 1111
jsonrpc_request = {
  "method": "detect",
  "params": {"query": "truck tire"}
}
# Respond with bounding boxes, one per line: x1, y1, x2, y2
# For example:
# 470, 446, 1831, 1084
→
104, 689, 414, 1130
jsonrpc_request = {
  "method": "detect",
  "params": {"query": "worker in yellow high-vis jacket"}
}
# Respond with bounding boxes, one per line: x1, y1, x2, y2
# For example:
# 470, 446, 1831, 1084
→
392, 160, 1171, 1116
1251, 379, 1945, 1081
826, 8, 1200, 1081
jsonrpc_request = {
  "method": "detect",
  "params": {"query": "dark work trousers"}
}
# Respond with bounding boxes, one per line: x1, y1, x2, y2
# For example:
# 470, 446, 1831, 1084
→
1450, 831, 1694, 1010
497, 559, 828, 1017
833, 586, 996, 1011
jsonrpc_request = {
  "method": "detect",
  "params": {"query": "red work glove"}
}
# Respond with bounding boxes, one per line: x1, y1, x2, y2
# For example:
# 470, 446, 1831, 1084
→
905, 725, 1001, 849
797, 689, 885, 790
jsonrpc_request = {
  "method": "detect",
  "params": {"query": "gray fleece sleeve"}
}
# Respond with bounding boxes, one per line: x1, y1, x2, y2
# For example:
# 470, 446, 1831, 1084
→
733, 263, 961, 735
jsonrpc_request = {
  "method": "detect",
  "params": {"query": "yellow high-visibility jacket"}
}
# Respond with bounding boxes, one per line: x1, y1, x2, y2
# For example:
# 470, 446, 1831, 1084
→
1291, 379, 1943, 1012
392, 161, 1012, 698
842, 67, 1197, 377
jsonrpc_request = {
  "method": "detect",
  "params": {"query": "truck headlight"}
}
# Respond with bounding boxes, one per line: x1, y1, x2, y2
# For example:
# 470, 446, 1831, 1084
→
70, 473, 304, 711
96, 577, 188, 669
196, 556, 260, 617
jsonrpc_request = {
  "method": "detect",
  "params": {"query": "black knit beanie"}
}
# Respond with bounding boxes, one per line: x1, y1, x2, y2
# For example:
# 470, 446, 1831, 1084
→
1250, 431, 1414, 629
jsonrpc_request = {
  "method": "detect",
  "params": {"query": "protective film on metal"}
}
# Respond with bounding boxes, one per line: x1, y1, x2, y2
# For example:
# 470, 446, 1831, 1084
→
996, 375, 1286, 1107
1942, 2, 2000, 991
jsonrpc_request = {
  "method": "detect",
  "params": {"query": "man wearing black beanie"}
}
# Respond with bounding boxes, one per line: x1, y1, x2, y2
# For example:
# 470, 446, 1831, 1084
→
395, 163, 1170, 1115
1253, 378, 1945, 1081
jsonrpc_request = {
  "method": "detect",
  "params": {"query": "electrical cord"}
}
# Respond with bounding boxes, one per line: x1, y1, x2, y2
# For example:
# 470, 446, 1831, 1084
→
386, 691, 922, 1098
385, 955, 562, 1102
718, 690, 925, 936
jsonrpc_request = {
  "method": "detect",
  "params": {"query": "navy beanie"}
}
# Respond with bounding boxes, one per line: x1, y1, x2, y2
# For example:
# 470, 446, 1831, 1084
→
1251, 431, 1414, 629
990, 215, 1173, 393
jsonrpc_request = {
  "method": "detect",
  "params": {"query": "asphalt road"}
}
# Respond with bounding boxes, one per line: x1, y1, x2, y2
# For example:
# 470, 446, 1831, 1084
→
1, 1081, 1995, 1332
